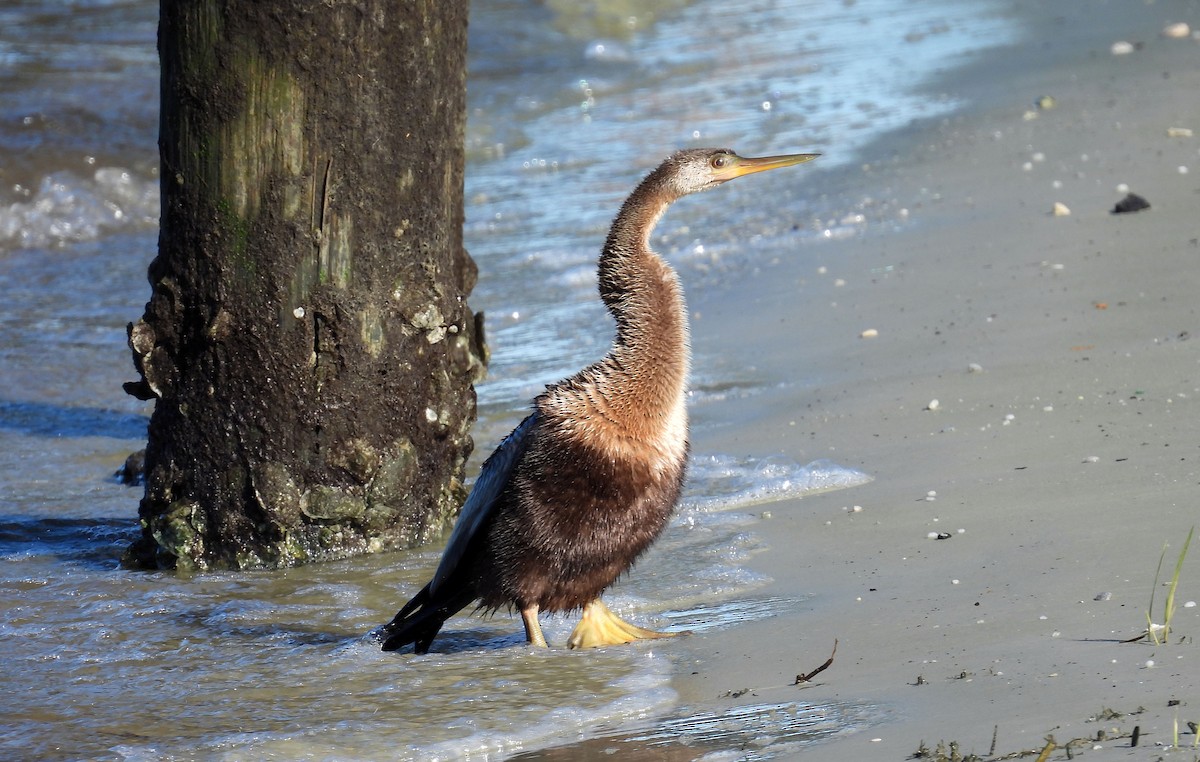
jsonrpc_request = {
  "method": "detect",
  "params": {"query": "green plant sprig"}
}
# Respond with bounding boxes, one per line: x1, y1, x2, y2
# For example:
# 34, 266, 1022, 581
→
1146, 525, 1194, 645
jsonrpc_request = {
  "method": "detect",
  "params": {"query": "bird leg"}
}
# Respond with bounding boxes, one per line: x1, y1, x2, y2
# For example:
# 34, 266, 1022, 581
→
520, 603, 548, 648
567, 599, 680, 649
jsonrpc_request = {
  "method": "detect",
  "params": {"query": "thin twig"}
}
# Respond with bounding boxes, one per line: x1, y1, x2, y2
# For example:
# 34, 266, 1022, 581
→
794, 638, 838, 684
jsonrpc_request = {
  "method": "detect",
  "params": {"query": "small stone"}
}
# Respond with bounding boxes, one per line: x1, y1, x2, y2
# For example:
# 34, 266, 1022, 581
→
1110, 40, 1135, 55
1094, 592, 1112, 601
860, 328, 878, 339
1112, 193, 1150, 214
967, 363, 983, 373
116, 449, 147, 486
293, 306, 305, 319
1162, 22, 1190, 38
926, 399, 940, 411
1052, 201, 1071, 216
1036, 95, 1056, 110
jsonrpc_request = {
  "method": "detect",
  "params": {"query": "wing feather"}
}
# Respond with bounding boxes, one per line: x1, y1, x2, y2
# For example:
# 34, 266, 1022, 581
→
428, 411, 538, 596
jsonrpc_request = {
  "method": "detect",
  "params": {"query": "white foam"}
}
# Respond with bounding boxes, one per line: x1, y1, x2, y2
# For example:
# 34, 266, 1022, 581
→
0, 168, 158, 249
684, 455, 873, 513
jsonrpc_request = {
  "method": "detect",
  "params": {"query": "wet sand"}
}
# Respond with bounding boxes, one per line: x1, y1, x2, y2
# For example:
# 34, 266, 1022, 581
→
672, 1, 1200, 758
515, 2, 1198, 758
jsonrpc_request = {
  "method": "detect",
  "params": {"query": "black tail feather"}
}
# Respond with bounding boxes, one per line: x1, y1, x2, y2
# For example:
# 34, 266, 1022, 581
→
379, 582, 477, 653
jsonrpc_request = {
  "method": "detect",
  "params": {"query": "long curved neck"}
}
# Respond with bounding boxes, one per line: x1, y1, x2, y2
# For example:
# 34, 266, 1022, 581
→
595, 175, 691, 416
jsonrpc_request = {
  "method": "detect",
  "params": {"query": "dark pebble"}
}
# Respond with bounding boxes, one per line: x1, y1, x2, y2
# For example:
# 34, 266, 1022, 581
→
116, 449, 146, 486
1112, 193, 1150, 214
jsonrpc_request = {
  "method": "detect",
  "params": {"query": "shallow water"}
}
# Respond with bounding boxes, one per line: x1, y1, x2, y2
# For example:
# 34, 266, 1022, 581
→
0, 0, 1015, 758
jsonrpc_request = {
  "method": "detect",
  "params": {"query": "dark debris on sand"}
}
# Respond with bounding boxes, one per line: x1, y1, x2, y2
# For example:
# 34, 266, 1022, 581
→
1111, 192, 1150, 214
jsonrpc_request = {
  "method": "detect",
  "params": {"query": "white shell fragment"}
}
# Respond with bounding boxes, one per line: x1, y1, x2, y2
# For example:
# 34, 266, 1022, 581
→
1110, 40, 1135, 55
860, 328, 879, 339
1166, 127, 1193, 138
1052, 202, 1071, 216
926, 399, 940, 411
1162, 22, 1190, 38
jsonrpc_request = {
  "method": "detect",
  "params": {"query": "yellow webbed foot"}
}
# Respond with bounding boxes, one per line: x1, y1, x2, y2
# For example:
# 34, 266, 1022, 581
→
567, 599, 685, 649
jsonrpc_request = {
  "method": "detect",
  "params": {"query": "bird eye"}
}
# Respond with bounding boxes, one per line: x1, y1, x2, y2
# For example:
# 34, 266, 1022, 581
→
710, 155, 728, 169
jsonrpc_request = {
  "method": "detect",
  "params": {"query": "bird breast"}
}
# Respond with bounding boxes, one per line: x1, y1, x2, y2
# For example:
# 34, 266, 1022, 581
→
539, 368, 688, 481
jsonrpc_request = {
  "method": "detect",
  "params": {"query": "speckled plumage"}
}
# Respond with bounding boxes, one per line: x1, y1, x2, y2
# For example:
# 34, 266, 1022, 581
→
380, 148, 816, 653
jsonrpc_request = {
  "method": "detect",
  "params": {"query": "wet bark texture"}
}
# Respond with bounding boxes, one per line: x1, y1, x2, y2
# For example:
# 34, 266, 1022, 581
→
124, 0, 485, 571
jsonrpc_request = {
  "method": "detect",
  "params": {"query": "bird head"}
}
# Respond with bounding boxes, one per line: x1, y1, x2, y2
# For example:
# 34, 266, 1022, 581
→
659, 148, 819, 196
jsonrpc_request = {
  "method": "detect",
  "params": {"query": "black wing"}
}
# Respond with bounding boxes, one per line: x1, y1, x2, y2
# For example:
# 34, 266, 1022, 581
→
379, 411, 539, 652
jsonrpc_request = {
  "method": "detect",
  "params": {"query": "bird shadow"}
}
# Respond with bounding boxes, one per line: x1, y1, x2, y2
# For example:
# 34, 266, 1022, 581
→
371, 624, 530, 655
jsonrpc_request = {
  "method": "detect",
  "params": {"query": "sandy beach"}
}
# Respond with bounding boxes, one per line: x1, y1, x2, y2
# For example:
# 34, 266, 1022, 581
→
687, 2, 1200, 759
526, 2, 1200, 759
2, 1, 1195, 759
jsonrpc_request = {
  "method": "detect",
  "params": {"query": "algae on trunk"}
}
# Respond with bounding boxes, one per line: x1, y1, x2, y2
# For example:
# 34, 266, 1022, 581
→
125, 0, 484, 570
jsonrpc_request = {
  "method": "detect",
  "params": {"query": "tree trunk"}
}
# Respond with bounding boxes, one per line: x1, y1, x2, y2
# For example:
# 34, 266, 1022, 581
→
123, 0, 486, 571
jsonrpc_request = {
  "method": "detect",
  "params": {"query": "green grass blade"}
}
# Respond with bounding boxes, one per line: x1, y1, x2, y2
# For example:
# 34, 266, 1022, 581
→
1148, 541, 1168, 645
1161, 525, 1194, 643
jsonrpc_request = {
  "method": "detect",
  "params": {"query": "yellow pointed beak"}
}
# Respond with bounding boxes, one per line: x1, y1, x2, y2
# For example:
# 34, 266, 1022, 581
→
718, 152, 819, 181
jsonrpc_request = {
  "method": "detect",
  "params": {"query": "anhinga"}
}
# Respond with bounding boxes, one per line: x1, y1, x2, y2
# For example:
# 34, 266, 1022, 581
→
380, 148, 818, 653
